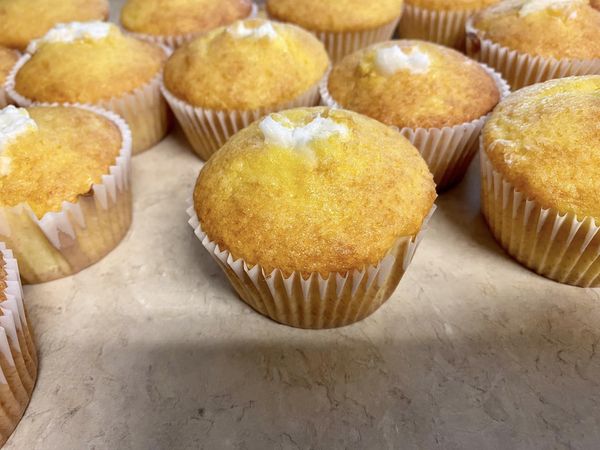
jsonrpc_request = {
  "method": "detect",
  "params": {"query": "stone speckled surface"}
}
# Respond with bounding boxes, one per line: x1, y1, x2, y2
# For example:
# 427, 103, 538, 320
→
5, 1, 600, 449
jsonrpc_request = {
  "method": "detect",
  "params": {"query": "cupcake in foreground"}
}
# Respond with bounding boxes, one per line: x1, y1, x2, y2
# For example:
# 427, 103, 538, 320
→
0, 0, 109, 51
120, 0, 255, 48
321, 40, 509, 189
481, 76, 600, 287
398, 0, 498, 49
188, 107, 436, 329
162, 19, 330, 160
467, 0, 600, 89
0, 243, 37, 446
0, 105, 132, 284
266, 0, 403, 62
0, 48, 18, 108
5, 22, 169, 154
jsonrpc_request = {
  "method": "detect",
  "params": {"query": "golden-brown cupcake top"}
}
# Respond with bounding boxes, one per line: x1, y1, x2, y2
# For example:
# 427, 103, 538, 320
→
195, 107, 436, 275
121, 0, 253, 37
13, 22, 166, 104
266, 0, 404, 32
328, 40, 500, 129
0, 106, 122, 218
407, 0, 498, 11
0, 47, 18, 86
0, 0, 109, 51
483, 76, 600, 219
472, 0, 600, 59
164, 19, 329, 110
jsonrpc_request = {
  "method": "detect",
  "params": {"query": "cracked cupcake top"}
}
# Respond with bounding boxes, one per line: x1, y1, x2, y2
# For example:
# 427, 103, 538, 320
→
0, 0, 109, 51
327, 40, 500, 129
121, 0, 253, 37
0, 106, 122, 218
164, 19, 329, 110
13, 22, 166, 104
194, 107, 436, 275
472, 0, 600, 59
483, 75, 600, 218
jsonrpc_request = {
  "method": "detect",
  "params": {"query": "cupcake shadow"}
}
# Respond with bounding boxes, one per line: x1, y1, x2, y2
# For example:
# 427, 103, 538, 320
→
55, 297, 600, 449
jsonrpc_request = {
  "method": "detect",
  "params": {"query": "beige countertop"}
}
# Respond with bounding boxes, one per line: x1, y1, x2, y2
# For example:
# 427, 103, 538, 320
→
5, 1, 599, 449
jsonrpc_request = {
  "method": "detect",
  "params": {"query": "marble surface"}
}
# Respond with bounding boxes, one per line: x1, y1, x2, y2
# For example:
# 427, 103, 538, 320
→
6, 2, 600, 449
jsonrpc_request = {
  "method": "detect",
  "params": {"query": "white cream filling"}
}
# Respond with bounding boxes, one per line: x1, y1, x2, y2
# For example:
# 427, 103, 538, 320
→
374, 45, 431, 76
519, 0, 587, 16
27, 21, 112, 53
0, 106, 38, 176
228, 21, 277, 40
259, 114, 348, 161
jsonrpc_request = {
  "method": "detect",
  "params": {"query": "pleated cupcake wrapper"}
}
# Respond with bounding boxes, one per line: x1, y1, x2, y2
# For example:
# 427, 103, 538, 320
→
124, 3, 259, 49
311, 18, 401, 63
161, 72, 326, 160
398, 4, 479, 50
0, 104, 133, 284
5, 45, 172, 155
187, 203, 436, 329
320, 64, 510, 190
480, 150, 600, 287
465, 19, 600, 90
0, 244, 37, 447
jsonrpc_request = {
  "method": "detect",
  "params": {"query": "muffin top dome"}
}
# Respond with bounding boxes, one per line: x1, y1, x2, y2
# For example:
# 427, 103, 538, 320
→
266, 0, 404, 32
0, 106, 123, 218
0, 47, 18, 87
164, 19, 329, 110
194, 107, 436, 275
327, 40, 501, 129
0, 0, 109, 51
407, 0, 498, 11
472, 0, 600, 59
121, 0, 253, 36
483, 75, 600, 218
13, 22, 167, 104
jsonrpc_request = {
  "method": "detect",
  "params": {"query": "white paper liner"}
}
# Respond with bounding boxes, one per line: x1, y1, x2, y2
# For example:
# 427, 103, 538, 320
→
161, 71, 327, 160
4, 46, 172, 154
480, 150, 600, 287
320, 63, 511, 190
0, 244, 37, 446
398, 4, 478, 50
0, 104, 133, 284
310, 18, 401, 63
465, 19, 600, 90
123, 3, 259, 49
187, 202, 436, 329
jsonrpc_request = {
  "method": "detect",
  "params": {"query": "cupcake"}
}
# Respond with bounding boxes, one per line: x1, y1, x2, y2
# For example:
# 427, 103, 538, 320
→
266, 0, 403, 62
398, 0, 499, 50
121, 0, 256, 49
5, 22, 169, 154
481, 76, 600, 287
593, 0, 600, 9
0, 243, 37, 446
0, 105, 132, 284
0, 48, 18, 109
162, 19, 330, 160
188, 107, 436, 329
321, 40, 509, 190
467, 0, 600, 89
0, 0, 109, 51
